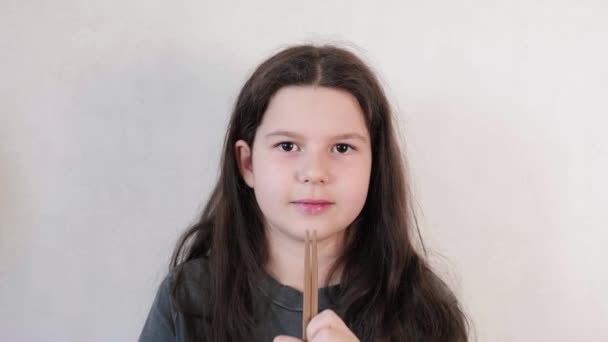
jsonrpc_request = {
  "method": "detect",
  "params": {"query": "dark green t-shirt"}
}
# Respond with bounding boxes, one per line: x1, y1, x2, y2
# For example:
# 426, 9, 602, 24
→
138, 257, 341, 341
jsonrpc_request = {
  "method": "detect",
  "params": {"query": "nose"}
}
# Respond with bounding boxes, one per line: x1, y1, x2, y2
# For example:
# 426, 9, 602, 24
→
297, 149, 330, 184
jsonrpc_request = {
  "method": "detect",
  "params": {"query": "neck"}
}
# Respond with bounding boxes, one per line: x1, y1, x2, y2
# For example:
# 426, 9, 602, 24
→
264, 226, 344, 292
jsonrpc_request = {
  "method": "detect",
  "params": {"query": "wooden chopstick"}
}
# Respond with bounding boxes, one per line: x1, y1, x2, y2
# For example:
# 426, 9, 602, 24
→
304, 231, 310, 336
311, 230, 318, 316
303, 230, 318, 340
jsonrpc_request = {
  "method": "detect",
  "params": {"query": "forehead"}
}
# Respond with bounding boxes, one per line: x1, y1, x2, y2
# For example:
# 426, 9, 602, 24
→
257, 86, 368, 137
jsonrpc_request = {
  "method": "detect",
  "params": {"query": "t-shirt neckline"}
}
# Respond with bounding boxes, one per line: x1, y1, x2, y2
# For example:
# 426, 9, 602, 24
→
256, 269, 341, 312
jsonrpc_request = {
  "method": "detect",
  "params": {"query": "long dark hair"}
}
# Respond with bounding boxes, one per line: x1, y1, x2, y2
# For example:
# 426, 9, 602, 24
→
169, 44, 469, 341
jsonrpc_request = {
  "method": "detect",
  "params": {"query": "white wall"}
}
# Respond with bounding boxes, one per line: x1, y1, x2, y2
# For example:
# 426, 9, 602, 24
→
1, 1, 606, 341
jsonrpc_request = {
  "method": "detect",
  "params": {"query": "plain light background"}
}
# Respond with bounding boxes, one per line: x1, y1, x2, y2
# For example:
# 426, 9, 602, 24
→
1, 1, 606, 341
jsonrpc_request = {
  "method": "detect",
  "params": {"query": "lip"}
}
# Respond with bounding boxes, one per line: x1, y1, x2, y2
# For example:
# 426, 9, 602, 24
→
292, 199, 333, 205
291, 199, 334, 215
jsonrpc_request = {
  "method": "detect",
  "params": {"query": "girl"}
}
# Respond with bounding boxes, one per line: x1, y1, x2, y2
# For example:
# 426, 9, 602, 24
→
139, 44, 469, 341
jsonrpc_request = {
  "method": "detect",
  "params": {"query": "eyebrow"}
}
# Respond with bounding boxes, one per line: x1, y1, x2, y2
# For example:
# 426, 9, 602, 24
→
264, 130, 368, 143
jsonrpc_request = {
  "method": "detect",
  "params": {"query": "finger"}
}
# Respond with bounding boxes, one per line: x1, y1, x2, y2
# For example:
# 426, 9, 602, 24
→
273, 336, 303, 342
306, 309, 351, 340
307, 328, 351, 342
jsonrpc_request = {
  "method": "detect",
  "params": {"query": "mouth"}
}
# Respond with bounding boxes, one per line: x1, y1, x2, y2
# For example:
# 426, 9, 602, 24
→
291, 200, 334, 215
293, 199, 333, 205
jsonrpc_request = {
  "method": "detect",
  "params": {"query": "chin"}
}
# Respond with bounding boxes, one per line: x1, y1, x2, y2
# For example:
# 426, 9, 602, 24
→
297, 225, 346, 240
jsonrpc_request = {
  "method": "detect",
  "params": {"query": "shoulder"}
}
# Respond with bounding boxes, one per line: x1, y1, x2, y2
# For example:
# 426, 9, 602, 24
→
171, 256, 210, 286
168, 256, 211, 316
138, 257, 210, 341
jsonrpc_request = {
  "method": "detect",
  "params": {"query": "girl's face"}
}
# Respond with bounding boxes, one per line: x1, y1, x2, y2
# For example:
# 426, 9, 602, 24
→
235, 86, 372, 243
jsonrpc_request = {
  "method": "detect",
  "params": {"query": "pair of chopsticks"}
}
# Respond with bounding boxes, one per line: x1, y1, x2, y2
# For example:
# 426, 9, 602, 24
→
303, 230, 318, 340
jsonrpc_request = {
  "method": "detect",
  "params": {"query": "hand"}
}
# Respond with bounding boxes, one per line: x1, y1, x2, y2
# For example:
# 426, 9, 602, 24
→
273, 309, 360, 342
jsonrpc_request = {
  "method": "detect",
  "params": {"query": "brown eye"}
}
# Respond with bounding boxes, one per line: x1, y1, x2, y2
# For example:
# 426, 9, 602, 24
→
335, 144, 352, 154
279, 142, 295, 152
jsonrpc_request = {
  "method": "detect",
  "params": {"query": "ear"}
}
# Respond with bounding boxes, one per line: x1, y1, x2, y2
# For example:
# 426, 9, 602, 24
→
235, 139, 254, 188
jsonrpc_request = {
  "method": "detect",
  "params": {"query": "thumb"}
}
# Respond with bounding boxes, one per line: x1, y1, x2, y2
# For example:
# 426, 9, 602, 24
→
273, 336, 303, 342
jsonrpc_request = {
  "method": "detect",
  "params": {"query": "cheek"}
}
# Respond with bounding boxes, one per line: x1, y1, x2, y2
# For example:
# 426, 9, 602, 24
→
252, 155, 292, 205
338, 159, 371, 204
